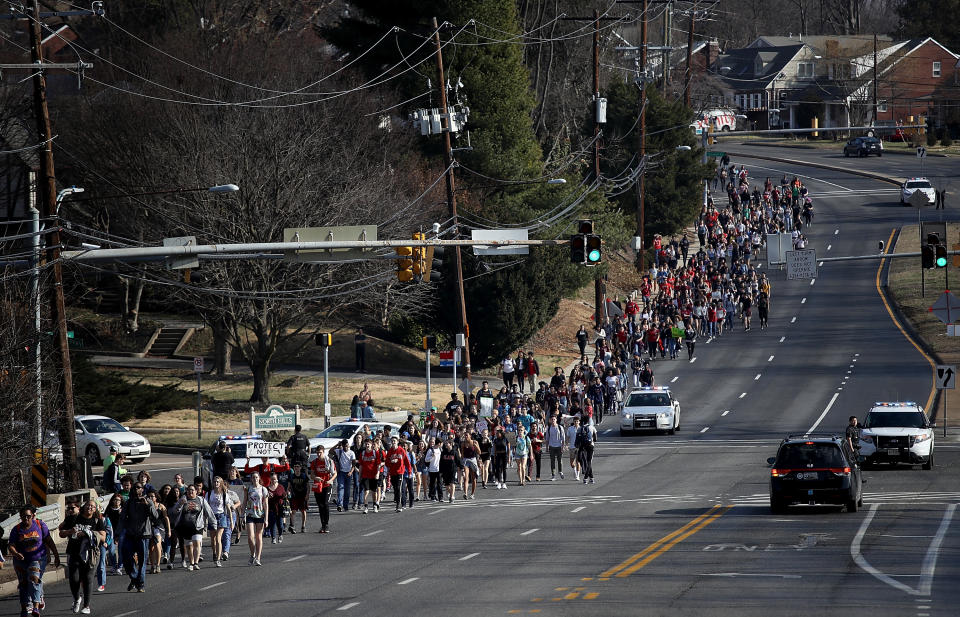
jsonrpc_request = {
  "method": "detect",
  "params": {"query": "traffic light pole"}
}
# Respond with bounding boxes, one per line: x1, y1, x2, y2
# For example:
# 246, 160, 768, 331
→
432, 17, 472, 388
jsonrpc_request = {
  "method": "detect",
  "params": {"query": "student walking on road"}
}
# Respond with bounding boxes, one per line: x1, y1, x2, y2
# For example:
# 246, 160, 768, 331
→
576, 421, 598, 484
243, 472, 268, 566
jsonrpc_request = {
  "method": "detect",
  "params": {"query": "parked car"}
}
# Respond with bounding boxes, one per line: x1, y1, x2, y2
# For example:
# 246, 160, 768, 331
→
843, 136, 883, 157
75, 415, 151, 465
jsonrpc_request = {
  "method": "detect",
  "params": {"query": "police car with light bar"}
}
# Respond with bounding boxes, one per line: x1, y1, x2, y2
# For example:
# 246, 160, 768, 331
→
200, 434, 281, 486
900, 177, 936, 204
619, 386, 681, 436
858, 402, 935, 469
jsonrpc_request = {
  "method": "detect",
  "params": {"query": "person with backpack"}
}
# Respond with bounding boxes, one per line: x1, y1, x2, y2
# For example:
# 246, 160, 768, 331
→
514, 427, 532, 486
684, 320, 698, 360
59, 501, 105, 614
309, 445, 336, 533
171, 484, 214, 571
119, 482, 159, 591
286, 463, 310, 533
576, 420, 598, 485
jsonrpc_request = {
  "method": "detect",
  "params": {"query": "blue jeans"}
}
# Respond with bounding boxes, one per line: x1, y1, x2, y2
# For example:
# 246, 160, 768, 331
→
121, 536, 149, 587
222, 510, 234, 555
266, 510, 284, 539
351, 470, 364, 506
96, 544, 108, 587
337, 471, 352, 508
13, 556, 47, 610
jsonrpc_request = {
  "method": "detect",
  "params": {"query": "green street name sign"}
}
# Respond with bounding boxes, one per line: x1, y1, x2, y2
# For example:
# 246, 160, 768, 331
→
251, 404, 298, 431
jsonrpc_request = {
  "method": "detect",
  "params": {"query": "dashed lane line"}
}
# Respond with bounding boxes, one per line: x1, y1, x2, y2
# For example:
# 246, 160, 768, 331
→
521, 528, 540, 536
801, 297, 807, 304
791, 317, 797, 323
834, 229, 839, 235
337, 602, 359, 611
398, 578, 419, 585
460, 552, 480, 561
284, 554, 306, 563
700, 427, 710, 433
739, 392, 747, 399
363, 529, 384, 537
671, 376, 679, 383
768, 355, 775, 362
721, 410, 731, 417
571, 506, 586, 513
754, 374, 761, 380
779, 336, 786, 343
200, 581, 228, 591
810, 279, 816, 286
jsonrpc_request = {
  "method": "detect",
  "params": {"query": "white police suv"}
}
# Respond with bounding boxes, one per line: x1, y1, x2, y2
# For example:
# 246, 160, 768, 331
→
900, 178, 936, 204
620, 387, 681, 436
859, 402, 935, 470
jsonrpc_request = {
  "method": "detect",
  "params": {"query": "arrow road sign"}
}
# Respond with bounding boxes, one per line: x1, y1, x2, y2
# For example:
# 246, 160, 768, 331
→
929, 291, 960, 324
917, 146, 926, 158
936, 365, 956, 390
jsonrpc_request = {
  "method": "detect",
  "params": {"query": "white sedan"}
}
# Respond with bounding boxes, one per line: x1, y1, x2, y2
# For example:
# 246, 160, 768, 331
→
620, 387, 681, 436
900, 178, 936, 204
75, 414, 151, 465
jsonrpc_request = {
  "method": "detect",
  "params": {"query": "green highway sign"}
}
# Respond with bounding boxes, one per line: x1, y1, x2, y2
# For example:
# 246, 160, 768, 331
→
706, 151, 726, 158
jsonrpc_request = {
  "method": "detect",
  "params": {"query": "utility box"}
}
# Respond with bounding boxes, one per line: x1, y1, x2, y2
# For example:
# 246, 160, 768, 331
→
596, 97, 607, 124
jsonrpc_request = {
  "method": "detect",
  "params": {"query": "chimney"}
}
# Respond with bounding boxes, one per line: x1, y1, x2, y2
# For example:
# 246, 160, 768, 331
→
703, 39, 720, 72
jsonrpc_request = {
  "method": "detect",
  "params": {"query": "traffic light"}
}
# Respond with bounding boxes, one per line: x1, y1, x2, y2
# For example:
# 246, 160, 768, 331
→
422, 335, 436, 350
427, 245, 444, 282
412, 232, 426, 280
395, 243, 414, 282
936, 244, 948, 268
921, 244, 935, 269
570, 234, 586, 263
577, 219, 594, 235
585, 234, 602, 265
923, 232, 941, 269
315, 333, 332, 347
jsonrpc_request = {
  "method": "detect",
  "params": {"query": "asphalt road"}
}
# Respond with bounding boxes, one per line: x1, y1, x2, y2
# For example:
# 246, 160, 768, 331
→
5, 155, 959, 617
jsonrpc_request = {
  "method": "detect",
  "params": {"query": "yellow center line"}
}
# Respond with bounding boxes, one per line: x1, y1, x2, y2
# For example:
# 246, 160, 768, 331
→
616, 506, 733, 577
874, 227, 937, 413
598, 505, 722, 578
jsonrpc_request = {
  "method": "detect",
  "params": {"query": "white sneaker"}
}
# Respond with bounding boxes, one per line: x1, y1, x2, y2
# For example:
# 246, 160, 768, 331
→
589, 478, 595, 484
551, 475, 556, 481
215, 560, 222, 568
560, 472, 565, 479
254, 559, 262, 566
575, 473, 580, 481
181, 560, 188, 569
73, 598, 82, 613
81, 609, 91, 615
277, 535, 283, 544
271, 537, 276, 544
363, 506, 368, 514
583, 478, 588, 484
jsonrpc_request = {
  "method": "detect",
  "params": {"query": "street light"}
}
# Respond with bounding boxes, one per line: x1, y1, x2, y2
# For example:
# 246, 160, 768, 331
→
70, 183, 240, 202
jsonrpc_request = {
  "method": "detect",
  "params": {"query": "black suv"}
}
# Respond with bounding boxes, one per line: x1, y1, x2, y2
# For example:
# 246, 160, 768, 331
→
843, 136, 882, 157
767, 433, 863, 513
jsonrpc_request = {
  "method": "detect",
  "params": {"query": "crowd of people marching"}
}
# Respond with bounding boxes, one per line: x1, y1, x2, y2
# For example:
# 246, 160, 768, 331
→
2, 158, 819, 617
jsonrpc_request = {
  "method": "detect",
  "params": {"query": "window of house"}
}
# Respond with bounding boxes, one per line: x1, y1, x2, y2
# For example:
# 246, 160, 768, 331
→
878, 101, 888, 112
933, 61, 941, 77
797, 62, 814, 79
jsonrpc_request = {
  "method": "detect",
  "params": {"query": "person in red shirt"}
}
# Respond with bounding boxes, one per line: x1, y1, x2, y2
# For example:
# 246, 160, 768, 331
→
243, 457, 290, 479
309, 445, 336, 533
384, 437, 410, 513
358, 440, 382, 514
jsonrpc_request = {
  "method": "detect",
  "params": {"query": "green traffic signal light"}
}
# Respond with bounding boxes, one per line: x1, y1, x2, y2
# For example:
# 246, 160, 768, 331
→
937, 257, 948, 267
585, 234, 602, 265
935, 244, 948, 267
587, 249, 601, 262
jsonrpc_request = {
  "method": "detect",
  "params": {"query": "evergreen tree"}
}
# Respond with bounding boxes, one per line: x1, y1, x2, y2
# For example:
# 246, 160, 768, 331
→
602, 79, 713, 251
894, 0, 960, 54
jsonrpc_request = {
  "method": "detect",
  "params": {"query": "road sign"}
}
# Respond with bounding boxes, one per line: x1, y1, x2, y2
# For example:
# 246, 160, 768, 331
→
251, 404, 299, 432
193, 357, 205, 373
283, 225, 378, 262
458, 378, 472, 396
909, 189, 932, 207
163, 236, 200, 270
785, 249, 817, 280
936, 365, 956, 390
472, 229, 530, 255
929, 291, 960, 324
438, 350, 461, 367
706, 151, 725, 158
917, 146, 926, 158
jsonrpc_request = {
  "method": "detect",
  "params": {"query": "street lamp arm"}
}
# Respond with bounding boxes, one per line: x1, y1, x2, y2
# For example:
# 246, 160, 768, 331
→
67, 184, 240, 202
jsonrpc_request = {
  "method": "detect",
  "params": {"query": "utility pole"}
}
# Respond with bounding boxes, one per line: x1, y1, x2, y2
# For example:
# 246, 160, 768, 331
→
684, 8, 695, 108
593, 10, 605, 327
29, 0, 79, 489
873, 33, 878, 125
638, 0, 648, 271
432, 17, 471, 387
662, 1, 672, 88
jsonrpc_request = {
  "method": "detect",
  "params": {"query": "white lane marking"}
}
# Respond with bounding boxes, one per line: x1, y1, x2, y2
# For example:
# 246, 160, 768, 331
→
200, 581, 227, 591
768, 355, 775, 362
739, 392, 747, 399
791, 317, 797, 323
700, 573, 801, 579
754, 374, 762, 381
520, 528, 540, 536
810, 279, 816, 285
807, 392, 840, 434
700, 427, 710, 433
428, 509, 444, 515
827, 244, 832, 251
398, 577, 419, 585
363, 529, 384, 536
111, 613, 138, 617
801, 297, 807, 304
671, 376, 679, 383
855, 353, 860, 356
571, 506, 586, 513
850, 365, 855, 368
460, 552, 480, 561
721, 410, 731, 417
337, 602, 360, 611
852, 504, 957, 596
819, 261, 824, 266
745, 163, 852, 191
690, 357, 697, 363
284, 554, 306, 562
779, 336, 786, 343
604, 429, 612, 434
881, 535, 935, 539
834, 229, 840, 235
847, 371, 852, 374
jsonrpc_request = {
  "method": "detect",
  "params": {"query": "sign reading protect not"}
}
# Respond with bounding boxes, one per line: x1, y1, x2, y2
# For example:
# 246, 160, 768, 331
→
249, 404, 299, 435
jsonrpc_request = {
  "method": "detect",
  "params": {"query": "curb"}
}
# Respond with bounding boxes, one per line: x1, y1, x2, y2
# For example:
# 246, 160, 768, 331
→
724, 150, 905, 186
